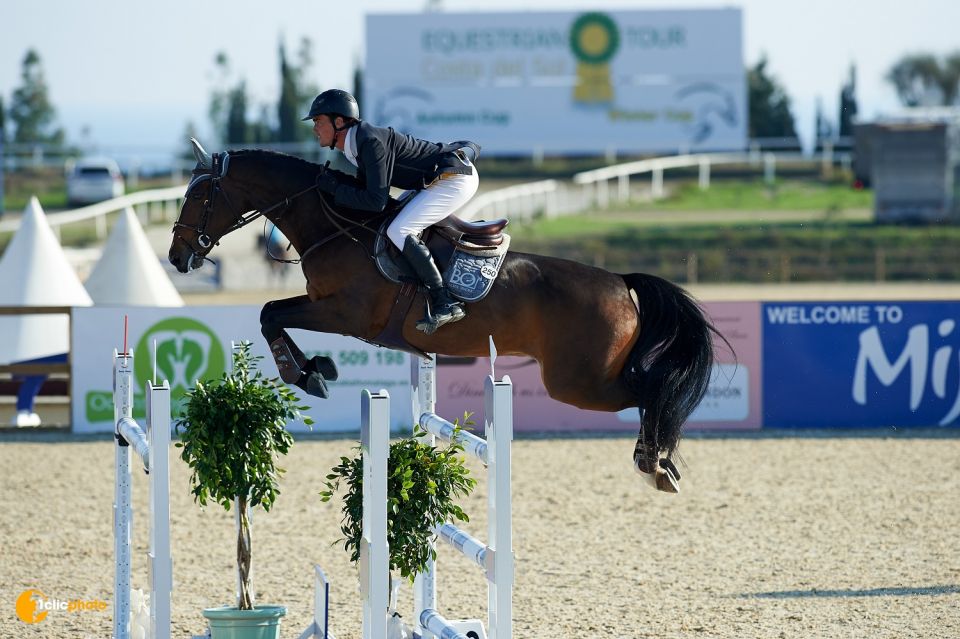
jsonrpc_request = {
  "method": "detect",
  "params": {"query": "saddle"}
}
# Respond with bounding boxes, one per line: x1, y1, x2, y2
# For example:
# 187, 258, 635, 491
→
374, 192, 510, 299
369, 194, 511, 356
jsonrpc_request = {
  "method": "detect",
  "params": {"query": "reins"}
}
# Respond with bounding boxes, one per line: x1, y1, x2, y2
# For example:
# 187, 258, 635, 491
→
178, 152, 394, 269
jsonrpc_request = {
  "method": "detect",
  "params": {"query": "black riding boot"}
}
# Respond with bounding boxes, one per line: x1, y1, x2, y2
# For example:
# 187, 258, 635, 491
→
402, 235, 466, 334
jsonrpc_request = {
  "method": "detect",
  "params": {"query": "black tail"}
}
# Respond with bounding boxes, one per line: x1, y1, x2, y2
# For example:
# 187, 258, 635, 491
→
620, 273, 721, 461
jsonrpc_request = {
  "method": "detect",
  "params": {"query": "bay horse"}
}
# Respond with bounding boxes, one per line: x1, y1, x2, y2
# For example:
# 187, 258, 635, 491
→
168, 141, 721, 493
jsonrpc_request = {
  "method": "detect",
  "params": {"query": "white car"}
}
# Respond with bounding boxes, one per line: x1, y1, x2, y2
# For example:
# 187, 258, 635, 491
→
66, 157, 125, 206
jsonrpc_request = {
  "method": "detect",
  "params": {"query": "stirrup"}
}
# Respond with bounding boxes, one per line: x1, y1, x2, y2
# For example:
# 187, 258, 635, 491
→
416, 302, 466, 335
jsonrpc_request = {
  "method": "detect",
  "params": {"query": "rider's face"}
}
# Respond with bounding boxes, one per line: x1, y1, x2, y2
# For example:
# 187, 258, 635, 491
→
312, 115, 335, 146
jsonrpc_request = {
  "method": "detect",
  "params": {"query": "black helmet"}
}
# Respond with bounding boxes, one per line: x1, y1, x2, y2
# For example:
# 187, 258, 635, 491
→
302, 89, 360, 121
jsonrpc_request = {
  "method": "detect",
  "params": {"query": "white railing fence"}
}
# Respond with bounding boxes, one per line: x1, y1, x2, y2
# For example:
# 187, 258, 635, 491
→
572, 150, 854, 209
458, 179, 564, 222
460, 149, 852, 223
0, 185, 188, 239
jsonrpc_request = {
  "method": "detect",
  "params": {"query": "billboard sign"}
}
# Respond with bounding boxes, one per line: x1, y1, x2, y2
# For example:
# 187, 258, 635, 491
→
763, 301, 960, 428
365, 9, 746, 155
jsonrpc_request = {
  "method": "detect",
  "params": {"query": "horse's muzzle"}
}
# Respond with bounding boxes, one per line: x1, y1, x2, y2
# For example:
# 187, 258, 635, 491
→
168, 245, 202, 273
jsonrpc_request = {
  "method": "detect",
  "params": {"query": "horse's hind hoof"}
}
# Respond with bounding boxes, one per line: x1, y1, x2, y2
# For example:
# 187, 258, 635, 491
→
634, 456, 681, 494
296, 372, 329, 399
654, 468, 680, 494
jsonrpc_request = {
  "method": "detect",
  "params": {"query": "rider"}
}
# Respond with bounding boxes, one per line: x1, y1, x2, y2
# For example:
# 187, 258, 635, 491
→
305, 89, 480, 334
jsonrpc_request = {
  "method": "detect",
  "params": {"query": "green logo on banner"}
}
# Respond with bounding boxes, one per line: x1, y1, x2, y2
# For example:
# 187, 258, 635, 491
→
134, 317, 227, 395
570, 12, 620, 64
570, 12, 620, 105
85, 317, 228, 422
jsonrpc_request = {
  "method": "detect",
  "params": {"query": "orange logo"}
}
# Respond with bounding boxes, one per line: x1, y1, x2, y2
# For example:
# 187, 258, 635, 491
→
16, 589, 48, 624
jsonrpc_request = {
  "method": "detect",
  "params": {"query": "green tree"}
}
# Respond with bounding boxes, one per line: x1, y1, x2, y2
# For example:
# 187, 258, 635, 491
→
747, 55, 798, 140
208, 51, 231, 144
0, 95, 6, 214
276, 40, 300, 143
275, 37, 317, 143
177, 342, 311, 610
9, 49, 65, 147
353, 60, 364, 117
887, 51, 960, 106
838, 63, 858, 138
251, 104, 273, 145
225, 80, 250, 145
0, 95, 7, 144
211, 39, 317, 147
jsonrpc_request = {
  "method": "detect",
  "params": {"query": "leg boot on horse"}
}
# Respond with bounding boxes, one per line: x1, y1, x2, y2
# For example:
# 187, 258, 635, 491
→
402, 235, 465, 334
263, 308, 339, 399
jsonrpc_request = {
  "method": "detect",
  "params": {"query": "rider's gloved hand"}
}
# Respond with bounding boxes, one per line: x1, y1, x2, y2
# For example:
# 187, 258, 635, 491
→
315, 167, 339, 195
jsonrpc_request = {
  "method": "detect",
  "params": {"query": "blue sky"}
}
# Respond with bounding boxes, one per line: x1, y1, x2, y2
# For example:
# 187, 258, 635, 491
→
2, 0, 958, 164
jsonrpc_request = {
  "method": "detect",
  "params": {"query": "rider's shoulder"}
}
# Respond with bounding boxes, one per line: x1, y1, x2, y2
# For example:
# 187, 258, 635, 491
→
355, 120, 391, 145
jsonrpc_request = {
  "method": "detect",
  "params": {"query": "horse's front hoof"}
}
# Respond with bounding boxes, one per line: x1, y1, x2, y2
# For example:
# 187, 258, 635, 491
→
296, 372, 329, 399
309, 355, 339, 381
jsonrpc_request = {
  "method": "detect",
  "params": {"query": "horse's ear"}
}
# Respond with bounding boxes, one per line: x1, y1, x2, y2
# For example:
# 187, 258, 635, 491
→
190, 137, 212, 169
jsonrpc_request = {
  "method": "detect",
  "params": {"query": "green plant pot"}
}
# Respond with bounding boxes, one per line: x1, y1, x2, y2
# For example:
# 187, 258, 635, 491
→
202, 605, 286, 639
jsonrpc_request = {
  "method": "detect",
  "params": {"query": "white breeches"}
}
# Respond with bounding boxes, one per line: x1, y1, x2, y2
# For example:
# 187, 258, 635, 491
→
387, 162, 479, 250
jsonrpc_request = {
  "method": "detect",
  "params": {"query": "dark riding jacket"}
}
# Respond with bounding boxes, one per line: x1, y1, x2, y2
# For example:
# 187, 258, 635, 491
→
328, 120, 479, 212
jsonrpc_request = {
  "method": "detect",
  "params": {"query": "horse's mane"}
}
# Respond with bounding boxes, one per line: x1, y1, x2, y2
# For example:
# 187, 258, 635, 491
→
229, 148, 324, 178
229, 148, 391, 219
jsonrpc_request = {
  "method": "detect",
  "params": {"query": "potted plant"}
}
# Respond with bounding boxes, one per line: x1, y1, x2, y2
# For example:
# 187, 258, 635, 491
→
321, 416, 477, 594
177, 341, 313, 639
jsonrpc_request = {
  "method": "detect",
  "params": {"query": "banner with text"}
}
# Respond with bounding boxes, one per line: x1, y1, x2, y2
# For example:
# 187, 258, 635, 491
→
70, 306, 410, 434
366, 9, 745, 154
763, 301, 960, 428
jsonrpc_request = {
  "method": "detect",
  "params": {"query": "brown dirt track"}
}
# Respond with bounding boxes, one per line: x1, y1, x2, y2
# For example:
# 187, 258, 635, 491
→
1, 431, 958, 638
3, 283, 960, 637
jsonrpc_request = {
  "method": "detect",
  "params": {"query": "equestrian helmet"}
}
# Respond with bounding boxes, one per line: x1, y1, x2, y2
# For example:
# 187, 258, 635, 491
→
302, 89, 360, 121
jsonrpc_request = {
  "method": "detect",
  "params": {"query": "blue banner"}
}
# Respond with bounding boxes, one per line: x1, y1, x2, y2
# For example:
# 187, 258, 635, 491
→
762, 301, 960, 428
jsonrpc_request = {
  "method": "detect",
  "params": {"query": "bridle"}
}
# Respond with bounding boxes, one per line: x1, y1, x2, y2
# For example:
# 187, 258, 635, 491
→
174, 151, 389, 267
174, 152, 313, 260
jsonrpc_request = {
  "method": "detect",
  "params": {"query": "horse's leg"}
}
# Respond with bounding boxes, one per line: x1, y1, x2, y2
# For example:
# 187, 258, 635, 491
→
260, 296, 341, 398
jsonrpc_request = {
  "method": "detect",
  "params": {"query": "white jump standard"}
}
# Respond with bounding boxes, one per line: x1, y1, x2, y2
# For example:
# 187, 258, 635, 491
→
357, 355, 514, 639
412, 355, 513, 639
113, 349, 172, 639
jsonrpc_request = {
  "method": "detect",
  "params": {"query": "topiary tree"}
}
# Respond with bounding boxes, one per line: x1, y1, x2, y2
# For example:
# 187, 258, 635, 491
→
176, 341, 312, 610
321, 419, 477, 582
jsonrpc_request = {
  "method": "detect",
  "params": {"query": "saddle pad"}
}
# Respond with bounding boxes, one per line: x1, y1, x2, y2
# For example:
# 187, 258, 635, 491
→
443, 237, 509, 303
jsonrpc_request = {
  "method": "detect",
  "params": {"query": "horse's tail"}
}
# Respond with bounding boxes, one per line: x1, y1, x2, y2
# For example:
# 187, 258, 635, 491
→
620, 273, 720, 465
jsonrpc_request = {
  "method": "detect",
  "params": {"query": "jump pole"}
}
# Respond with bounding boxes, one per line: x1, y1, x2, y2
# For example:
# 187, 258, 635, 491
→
113, 349, 172, 639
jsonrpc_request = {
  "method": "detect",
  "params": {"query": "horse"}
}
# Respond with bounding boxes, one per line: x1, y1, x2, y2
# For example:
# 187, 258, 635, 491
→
168, 140, 722, 493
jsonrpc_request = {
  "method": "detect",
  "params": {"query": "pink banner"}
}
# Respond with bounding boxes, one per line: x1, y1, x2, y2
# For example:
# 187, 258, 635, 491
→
435, 301, 761, 433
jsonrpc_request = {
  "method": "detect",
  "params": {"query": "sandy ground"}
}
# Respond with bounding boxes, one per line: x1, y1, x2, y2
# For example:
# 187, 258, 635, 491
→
1, 432, 958, 639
